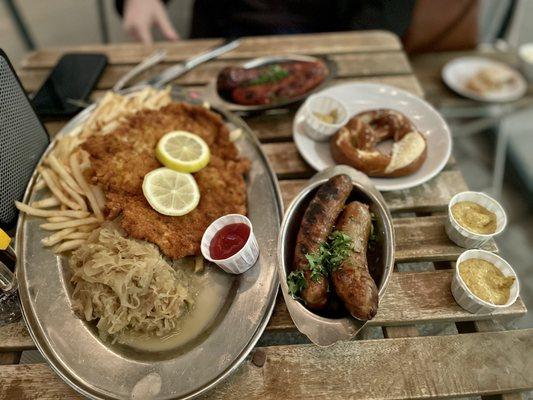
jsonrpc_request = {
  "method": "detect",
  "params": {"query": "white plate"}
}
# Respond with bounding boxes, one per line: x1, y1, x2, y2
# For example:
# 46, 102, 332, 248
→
293, 83, 452, 191
442, 57, 527, 102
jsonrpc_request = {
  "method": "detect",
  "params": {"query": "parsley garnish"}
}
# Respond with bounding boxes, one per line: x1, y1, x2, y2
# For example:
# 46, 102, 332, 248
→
287, 270, 307, 299
287, 231, 354, 299
248, 64, 289, 86
368, 213, 378, 251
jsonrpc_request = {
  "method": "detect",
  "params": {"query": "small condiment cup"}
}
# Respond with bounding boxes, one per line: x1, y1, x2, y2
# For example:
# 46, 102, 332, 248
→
518, 43, 533, 82
301, 95, 348, 141
201, 214, 259, 274
445, 191, 507, 249
451, 249, 519, 314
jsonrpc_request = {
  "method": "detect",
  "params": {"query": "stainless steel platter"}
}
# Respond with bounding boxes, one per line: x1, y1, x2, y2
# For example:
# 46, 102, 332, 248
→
15, 88, 283, 399
204, 54, 336, 112
277, 165, 395, 346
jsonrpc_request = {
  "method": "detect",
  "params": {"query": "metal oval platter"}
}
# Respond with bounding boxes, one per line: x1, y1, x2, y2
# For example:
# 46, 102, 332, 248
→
15, 88, 282, 399
205, 54, 336, 112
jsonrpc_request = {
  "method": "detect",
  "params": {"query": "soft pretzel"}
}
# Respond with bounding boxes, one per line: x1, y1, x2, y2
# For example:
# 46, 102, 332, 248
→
330, 109, 427, 178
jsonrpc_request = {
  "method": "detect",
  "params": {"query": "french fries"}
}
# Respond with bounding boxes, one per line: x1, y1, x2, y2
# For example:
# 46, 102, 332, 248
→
69, 152, 103, 221
47, 153, 83, 194
40, 217, 99, 231
41, 228, 77, 247
40, 168, 81, 210
31, 196, 60, 209
15, 202, 89, 218
17, 87, 174, 254
55, 239, 86, 253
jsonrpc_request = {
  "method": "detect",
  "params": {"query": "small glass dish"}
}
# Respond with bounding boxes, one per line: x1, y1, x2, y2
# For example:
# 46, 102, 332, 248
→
452, 249, 519, 313
445, 191, 507, 248
301, 95, 348, 141
201, 214, 259, 274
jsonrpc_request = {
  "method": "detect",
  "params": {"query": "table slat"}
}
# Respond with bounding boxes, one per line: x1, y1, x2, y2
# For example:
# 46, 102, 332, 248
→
2, 330, 531, 400
279, 170, 467, 213
18, 52, 412, 93
21, 31, 401, 69
267, 269, 525, 331
5, 268, 525, 351
395, 215, 496, 262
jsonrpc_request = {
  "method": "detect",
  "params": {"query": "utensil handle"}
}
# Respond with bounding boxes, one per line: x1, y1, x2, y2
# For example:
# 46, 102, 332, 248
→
184, 39, 240, 70
148, 39, 241, 88
0, 260, 15, 292
113, 49, 167, 91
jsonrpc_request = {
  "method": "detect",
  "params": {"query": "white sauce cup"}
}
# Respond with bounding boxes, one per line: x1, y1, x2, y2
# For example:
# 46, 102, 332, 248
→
445, 191, 507, 249
452, 249, 519, 313
518, 43, 533, 82
301, 95, 348, 141
201, 214, 259, 274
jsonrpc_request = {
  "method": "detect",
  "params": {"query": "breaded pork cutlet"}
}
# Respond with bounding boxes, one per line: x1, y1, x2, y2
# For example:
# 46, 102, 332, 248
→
82, 103, 250, 259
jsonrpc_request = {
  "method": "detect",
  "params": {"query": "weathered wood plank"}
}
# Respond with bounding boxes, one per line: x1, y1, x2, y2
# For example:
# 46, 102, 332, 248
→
0, 321, 34, 351
279, 170, 467, 212
383, 325, 420, 338
267, 269, 525, 331
2, 330, 532, 400
261, 142, 311, 177
395, 215, 497, 262
205, 329, 533, 399
18, 52, 412, 93
21, 31, 401, 69
4, 269, 525, 352
0, 352, 21, 365
264, 141, 453, 179
0, 364, 83, 399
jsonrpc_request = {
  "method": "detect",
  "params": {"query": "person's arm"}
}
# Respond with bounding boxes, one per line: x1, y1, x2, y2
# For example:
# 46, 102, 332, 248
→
117, 0, 179, 44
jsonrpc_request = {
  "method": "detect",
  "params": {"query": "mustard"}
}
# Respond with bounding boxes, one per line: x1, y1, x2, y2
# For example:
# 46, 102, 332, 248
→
452, 201, 497, 234
459, 258, 514, 305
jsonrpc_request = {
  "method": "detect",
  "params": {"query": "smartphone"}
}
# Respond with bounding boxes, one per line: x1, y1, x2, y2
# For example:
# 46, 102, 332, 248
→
32, 53, 107, 118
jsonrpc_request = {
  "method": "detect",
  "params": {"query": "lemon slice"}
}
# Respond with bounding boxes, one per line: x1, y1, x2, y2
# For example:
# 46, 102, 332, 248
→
156, 130, 210, 173
142, 168, 200, 216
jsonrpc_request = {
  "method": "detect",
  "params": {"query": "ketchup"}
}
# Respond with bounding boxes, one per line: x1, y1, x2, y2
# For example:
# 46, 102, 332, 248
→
209, 223, 250, 260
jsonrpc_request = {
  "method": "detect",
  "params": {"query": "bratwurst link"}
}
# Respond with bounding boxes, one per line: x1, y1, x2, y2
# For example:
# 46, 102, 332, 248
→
293, 174, 352, 309
332, 201, 379, 320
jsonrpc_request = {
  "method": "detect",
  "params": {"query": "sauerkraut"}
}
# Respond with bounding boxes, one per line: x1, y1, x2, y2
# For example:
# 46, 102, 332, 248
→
69, 225, 194, 341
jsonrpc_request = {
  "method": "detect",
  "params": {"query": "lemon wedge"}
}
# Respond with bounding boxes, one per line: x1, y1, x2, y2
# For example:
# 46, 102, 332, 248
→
142, 168, 200, 216
156, 130, 210, 173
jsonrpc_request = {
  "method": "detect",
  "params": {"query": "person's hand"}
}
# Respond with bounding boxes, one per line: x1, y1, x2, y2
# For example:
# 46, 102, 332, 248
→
123, 0, 179, 44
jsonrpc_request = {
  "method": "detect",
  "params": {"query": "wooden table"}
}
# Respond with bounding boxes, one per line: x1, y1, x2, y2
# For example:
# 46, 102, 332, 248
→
1, 31, 532, 399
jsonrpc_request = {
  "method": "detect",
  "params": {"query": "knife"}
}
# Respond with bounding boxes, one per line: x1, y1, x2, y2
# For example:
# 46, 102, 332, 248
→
139, 39, 240, 89
112, 49, 168, 92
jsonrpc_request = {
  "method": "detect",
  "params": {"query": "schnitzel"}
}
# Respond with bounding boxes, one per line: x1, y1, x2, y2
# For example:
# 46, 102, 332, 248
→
82, 102, 250, 259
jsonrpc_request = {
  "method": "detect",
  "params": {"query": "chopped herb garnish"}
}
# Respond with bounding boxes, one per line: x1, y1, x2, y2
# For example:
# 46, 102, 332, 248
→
368, 212, 378, 251
326, 231, 353, 272
287, 270, 307, 299
287, 230, 354, 299
248, 64, 289, 86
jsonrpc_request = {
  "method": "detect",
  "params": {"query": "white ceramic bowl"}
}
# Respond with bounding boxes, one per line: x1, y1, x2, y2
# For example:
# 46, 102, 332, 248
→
518, 43, 533, 82
452, 249, 519, 313
445, 191, 507, 249
301, 95, 348, 141
201, 214, 259, 274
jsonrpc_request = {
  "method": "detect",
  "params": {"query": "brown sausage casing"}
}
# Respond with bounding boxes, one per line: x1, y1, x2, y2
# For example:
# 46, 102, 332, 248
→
332, 201, 379, 320
293, 174, 352, 310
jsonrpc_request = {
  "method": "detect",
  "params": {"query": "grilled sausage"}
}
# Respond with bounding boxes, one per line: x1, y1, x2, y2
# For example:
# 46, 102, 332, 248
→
293, 174, 352, 309
332, 201, 378, 320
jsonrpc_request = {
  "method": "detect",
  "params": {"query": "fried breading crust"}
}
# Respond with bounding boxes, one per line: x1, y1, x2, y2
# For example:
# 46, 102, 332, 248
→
82, 103, 250, 259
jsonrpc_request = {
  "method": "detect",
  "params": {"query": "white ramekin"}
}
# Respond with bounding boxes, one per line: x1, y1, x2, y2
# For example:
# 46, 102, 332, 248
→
518, 43, 533, 82
201, 214, 259, 274
301, 95, 348, 141
452, 249, 519, 313
445, 191, 507, 249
